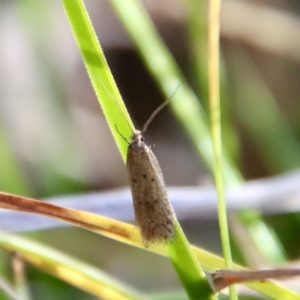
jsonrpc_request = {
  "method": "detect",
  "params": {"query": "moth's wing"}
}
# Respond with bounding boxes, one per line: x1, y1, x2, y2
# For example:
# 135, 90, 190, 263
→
127, 146, 155, 223
126, 146, 174, 243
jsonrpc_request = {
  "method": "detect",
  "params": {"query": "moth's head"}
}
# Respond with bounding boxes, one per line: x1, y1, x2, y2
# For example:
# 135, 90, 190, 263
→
130, 130, 145, 149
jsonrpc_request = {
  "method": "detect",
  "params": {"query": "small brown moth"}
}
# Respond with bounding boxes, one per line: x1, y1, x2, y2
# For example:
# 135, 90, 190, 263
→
127, 129, 175, 245
95, 73, 178, 245
125, 91, 178, 245
211, 268, 300, 292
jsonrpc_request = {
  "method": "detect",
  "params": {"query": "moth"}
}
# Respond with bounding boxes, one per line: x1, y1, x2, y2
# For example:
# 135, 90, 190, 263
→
92, 74, 178, 244
127, 129, 175, 245
125, 90, 179, 245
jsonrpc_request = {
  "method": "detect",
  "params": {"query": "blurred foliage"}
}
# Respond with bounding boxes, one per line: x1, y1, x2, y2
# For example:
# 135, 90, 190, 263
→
0, 0, 300, 299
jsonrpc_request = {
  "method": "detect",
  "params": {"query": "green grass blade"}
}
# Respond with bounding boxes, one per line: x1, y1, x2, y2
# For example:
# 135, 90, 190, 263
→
166, 221, 214, 299
62, 0, 214, 299
109, 0, 240, 186
207, 0, 236, 299
186, 0, 209, 105
62, 0, 134, 162
231, 51, 300, 173
0, 191, 297, 299
0, 231, 145, 300
108, 0, 287, 267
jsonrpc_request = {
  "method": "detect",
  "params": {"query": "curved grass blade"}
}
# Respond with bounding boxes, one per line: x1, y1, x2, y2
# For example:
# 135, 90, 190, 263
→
62, 1, 216, 299
0, 192, 298, 299
62, 0, 133, 161
108, 0, 287, 266
0, 231, 144, 300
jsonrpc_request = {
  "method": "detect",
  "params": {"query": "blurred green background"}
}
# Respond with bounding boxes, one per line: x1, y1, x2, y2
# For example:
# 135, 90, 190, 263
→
1, 0, 300, 299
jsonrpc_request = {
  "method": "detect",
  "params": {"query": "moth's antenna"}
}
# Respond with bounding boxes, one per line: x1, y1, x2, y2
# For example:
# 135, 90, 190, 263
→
142, 85, 180, 133
114, 125, 130, 145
